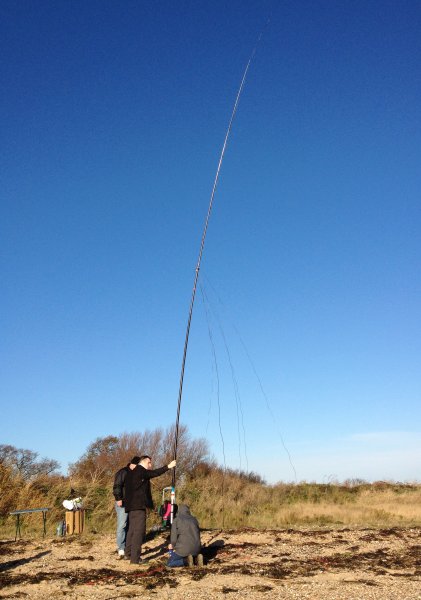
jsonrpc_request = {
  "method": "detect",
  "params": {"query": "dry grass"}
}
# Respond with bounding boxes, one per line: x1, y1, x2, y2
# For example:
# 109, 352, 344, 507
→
1, 465, 420, 538
249, 487, 421, 528
175, 470, 421, 529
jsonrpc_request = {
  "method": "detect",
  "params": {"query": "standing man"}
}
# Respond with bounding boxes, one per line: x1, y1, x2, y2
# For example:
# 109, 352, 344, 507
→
113, 456, 140, 559
124, 454, 176, 565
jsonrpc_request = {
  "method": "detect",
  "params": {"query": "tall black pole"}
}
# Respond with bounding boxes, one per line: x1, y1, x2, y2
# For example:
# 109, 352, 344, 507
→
171, 22, 269, 487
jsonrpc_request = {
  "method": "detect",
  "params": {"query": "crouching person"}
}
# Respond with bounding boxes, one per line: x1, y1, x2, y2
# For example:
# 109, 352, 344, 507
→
167, 504, 203, 567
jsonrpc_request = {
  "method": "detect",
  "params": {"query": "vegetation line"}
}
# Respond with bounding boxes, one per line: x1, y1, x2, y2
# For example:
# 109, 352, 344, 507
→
1, 439, 420, 537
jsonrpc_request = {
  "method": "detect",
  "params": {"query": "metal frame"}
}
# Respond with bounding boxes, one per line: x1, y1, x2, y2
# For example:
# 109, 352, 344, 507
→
9, 508, 50, 541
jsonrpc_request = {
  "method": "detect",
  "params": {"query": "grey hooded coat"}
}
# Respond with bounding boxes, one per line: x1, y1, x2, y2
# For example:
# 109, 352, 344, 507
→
170, 505, 201, 557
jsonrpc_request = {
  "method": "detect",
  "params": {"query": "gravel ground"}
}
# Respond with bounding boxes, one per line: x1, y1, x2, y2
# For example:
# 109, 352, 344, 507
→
0, 526, 420, 599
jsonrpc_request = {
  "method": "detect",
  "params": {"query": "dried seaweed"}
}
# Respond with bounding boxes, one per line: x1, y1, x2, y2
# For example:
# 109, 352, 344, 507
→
0, 566, 179, 590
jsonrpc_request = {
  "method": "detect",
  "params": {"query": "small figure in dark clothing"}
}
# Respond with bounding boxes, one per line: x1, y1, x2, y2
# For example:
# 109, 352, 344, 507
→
167, 504, 203, 567
124, 455, 176, 565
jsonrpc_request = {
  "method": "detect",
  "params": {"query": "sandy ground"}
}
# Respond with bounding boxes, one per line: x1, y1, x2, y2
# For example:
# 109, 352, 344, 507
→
0, 526, 420, 599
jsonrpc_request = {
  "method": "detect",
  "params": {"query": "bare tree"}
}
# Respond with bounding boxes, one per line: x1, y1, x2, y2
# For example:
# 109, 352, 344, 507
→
0, 444, 60, 481
162, 425, 209, 474
68, 435, 119, 482
69, 426, 209, 483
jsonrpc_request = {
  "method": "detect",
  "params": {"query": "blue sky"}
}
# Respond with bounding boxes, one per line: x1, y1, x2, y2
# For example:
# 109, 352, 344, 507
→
1, 0, 420, 484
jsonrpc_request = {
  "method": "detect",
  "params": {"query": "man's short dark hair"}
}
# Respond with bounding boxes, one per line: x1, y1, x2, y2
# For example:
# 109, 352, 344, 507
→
130, 456, 141, 465
139, 455, 151, 462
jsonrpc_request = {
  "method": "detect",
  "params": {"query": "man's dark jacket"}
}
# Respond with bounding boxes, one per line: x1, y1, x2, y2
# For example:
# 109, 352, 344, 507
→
124, 464, 169, 512
113, 466, 129, 503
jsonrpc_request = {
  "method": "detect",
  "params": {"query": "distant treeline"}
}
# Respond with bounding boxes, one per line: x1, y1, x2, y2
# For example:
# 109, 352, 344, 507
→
1, 429, 420, 536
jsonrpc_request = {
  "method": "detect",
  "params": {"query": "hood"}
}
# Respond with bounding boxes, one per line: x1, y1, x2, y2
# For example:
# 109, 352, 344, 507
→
177, 504, 191, 516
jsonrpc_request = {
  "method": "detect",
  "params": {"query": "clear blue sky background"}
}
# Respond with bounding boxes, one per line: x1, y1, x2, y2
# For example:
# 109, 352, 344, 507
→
1, 0, 420, 484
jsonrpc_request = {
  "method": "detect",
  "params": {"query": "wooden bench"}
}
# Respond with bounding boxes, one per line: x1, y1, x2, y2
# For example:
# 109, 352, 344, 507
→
10, 507, 50, 540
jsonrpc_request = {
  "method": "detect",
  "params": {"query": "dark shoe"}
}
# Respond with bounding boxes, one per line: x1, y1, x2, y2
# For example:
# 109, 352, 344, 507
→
187, 554, 194, 567
196, 553, 204, 567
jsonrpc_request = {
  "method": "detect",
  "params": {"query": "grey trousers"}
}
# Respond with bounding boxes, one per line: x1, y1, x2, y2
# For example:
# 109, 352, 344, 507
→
125, 509, 146, 564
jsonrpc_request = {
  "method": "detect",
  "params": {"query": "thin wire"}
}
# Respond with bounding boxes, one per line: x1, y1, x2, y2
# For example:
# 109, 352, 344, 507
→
204, 274, 297, 482
234, 325, 297, 482
200, 285, 226, 527
200, 285, 226, 470
201, 284, 249, 473
205, 363, 214, 436
171, 25, 267, 486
